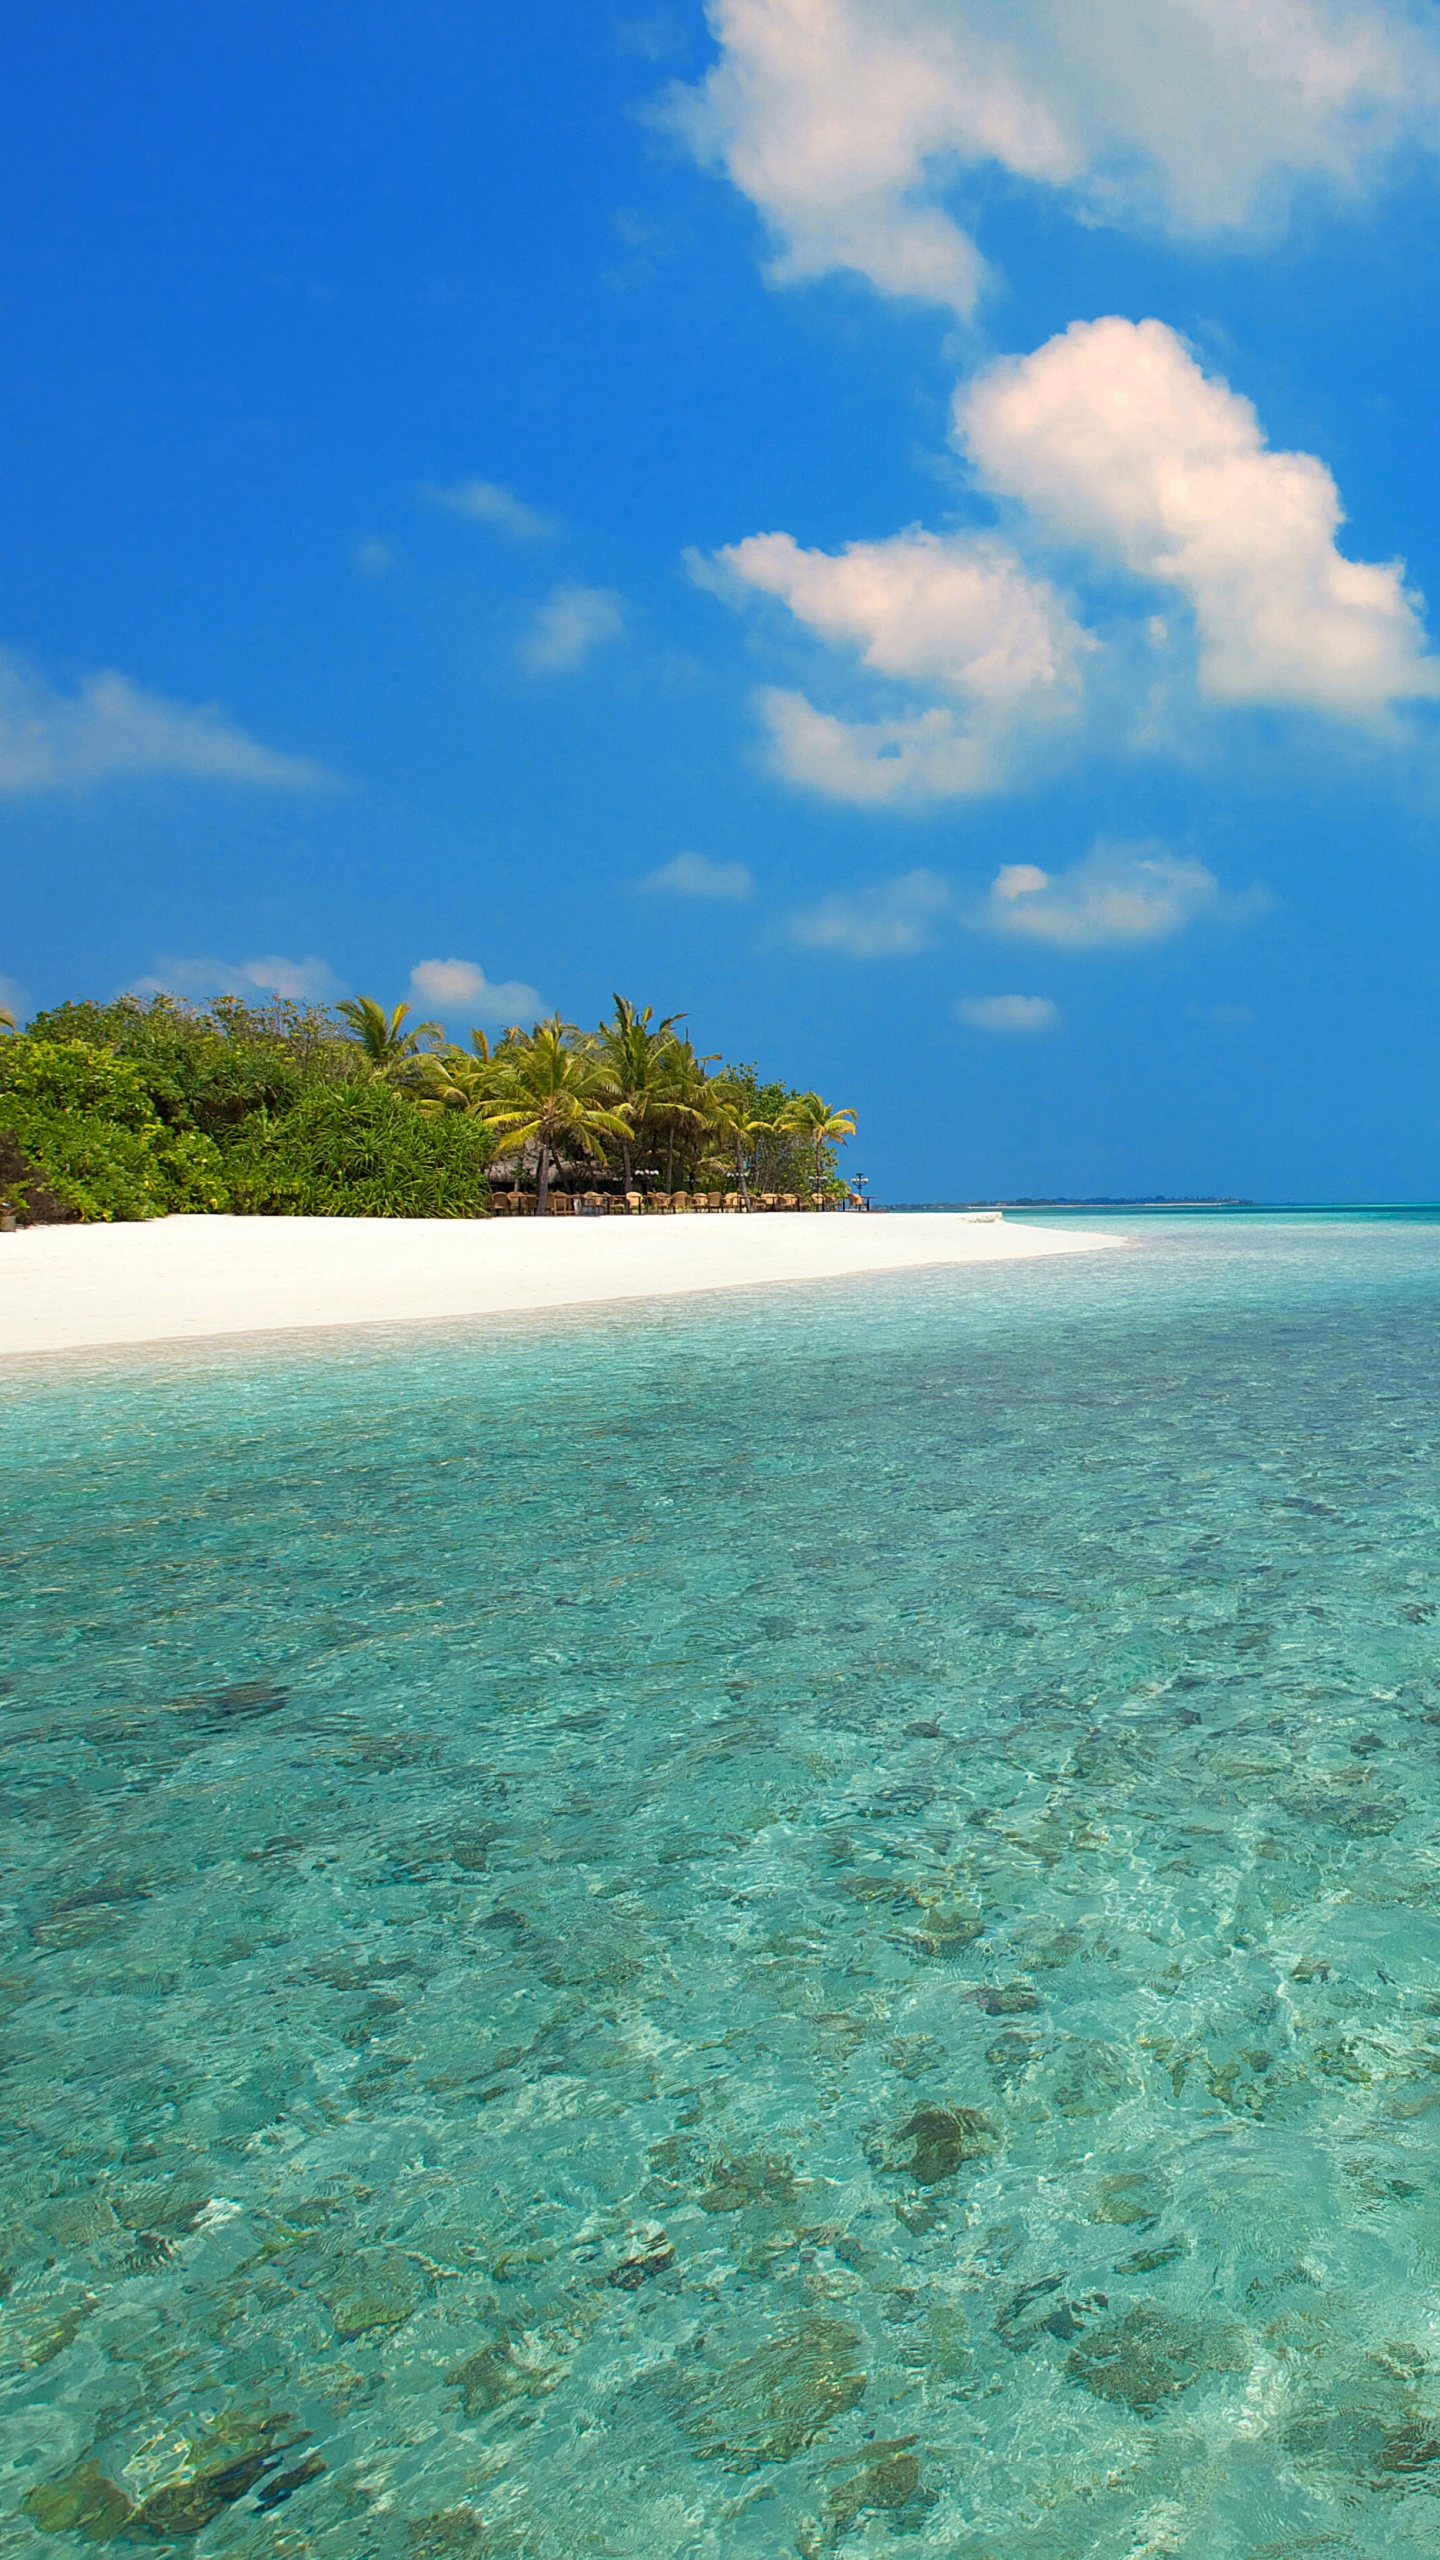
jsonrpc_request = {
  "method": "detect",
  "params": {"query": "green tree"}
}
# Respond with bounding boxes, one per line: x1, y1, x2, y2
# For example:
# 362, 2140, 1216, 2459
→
414, 1026, 514, 1119
486, 1019, 632, 1213
593, 997, 686, 1193
336, 996, 443, 1079
26, 991, 357, 1134
702, 1075, 767, 1207
0, 1036, 228, 1220
776, 1091, 858, 1202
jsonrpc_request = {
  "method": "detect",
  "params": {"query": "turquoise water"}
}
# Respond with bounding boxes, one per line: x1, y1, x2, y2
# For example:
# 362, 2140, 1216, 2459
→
7, 1215, 1440, 2557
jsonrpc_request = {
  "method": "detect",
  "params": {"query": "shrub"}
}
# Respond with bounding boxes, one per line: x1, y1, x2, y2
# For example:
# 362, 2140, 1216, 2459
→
0, 1035, 229, 1220
25, 993, 359, 1136
224, 1081, 493, 1217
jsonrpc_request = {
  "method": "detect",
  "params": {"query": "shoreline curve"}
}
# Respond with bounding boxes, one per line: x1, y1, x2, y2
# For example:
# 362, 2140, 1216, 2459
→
0, 1211, 1127, 1360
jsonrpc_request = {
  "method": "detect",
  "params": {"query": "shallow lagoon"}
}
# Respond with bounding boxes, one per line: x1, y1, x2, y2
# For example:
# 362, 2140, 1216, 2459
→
7, 1214, 1440, 2557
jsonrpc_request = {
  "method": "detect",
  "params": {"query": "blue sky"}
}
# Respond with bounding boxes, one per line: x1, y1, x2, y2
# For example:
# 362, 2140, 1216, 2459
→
5, 0, 1440, 1200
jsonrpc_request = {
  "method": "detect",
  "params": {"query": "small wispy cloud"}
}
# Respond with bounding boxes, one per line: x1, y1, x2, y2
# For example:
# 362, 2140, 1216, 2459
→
132, 955, 344, 1004
638, 851, 753, 901
956, 994, 1059, 1034
969, 839, 1270, 950
409, 957, 544, 1028
789, 868, 949, 960
0, 654, 333, 794
519, 585, 626, 676
615, 12, 683, 59
426, 479, 560, 540
354, 539, 395, 576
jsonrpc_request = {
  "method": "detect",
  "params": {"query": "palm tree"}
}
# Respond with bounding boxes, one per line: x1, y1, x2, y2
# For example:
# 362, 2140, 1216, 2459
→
777, 1091, 858, 1204
652, 1034, 712, 1194
593, 997, 684, 1194
703, 1076, 765, 1208
337, 996, 443, 1079
485, 1018, 632, 1213
415, 1026, 515, 1118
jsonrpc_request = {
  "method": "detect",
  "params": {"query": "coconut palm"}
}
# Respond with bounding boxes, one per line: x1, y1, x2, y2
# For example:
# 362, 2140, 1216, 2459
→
777, 1091, 858, 1203
702, 1076, 766, 1208
336, 996, 443, 1079
415, 1026, 514, 1118
593, 997, 685, 1194
485, 1018, 632, 1213
651, 1034, 713, 1194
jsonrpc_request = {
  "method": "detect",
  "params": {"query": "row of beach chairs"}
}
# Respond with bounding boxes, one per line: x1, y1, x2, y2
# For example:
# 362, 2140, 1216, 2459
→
491, 1192, 856, 1215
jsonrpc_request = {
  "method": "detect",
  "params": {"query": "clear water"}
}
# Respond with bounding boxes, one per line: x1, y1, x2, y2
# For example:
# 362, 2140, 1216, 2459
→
7, 1216, 1440, 2558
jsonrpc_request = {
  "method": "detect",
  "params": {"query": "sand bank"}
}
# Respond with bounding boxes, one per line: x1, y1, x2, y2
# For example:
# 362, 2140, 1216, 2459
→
0, 1210, 1124, 1358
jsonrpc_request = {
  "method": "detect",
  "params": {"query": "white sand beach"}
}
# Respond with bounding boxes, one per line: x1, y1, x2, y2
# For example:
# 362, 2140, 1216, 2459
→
0, 1210, 1125, 1358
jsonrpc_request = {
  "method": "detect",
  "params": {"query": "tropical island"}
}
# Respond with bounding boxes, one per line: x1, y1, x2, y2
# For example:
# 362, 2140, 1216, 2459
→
0, 991, 857, 1224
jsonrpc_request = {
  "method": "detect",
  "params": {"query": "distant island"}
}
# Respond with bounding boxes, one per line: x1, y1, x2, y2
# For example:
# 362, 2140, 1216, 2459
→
889, 1196, 1253, 1211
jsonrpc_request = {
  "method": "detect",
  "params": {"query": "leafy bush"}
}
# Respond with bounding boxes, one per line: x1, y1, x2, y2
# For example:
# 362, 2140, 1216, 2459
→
224, 1081, 493, 1217
0, 1036, 229, 1220
25, 993, 359, 1136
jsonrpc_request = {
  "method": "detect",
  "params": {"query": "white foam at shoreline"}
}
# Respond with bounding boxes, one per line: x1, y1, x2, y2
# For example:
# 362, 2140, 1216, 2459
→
0, 1211, 1125, 1358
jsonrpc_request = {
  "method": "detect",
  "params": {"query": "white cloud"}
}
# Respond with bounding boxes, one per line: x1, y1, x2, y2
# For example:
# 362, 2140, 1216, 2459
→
721, 527, 1087, 709
408, 958, 544, 1027
354, 539, 395, 575
519, 585, 626, 674
959, 316, 1440, 715
714, 526, 1089, 802
969, 838, 1262, 948
427, 479, 560, 539
0, 654, 333, 793
133, 955, 344, 1004
956, 992, 1060, 1033
670, 0, 1440, 314
789, 866, 949, 956
639, 851, 754, 898
756, 691, 1007, 801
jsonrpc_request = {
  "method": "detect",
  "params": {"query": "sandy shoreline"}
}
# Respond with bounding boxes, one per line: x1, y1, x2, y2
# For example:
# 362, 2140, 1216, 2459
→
0, 1211, 1124, 1359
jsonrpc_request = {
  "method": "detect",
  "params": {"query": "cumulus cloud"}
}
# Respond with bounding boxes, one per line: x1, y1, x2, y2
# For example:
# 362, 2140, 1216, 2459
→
956, 992, 1060, 1032
408, 958, 544, 1027
0, 654, 332, 793
133, 955, 344, 1004
519, 585, 626, 674
959, 316, 1440, 715
789, 866, 949, 956
758, 692, 1013, 801
705, 317, 1436, 792
670, 0, 1440, 313
722, 528, 1087, 709
427, 479, 560, 539
714, 527, 1089, 801
969, 838, 1268, 947
639, 851, 754, 898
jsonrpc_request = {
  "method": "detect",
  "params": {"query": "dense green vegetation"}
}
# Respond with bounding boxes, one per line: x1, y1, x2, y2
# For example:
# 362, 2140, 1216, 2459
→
0, 991, 855, 1221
